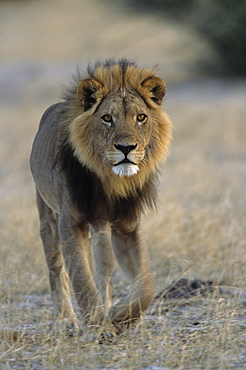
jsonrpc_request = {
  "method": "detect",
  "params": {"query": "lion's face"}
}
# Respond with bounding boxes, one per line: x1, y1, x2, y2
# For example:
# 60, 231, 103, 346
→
92, 92, 153, 177
67, 63, 172, 196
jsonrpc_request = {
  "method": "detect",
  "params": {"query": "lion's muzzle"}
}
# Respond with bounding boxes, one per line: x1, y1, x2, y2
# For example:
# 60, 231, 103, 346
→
107, 143, 144, 177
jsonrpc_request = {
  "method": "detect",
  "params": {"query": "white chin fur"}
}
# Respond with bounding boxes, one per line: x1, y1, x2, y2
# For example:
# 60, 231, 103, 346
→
112, 164, 139, 177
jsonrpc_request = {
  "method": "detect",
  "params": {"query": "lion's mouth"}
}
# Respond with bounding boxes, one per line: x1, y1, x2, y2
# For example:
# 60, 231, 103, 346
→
114, 158, 137, 166
112, 156, 140, 176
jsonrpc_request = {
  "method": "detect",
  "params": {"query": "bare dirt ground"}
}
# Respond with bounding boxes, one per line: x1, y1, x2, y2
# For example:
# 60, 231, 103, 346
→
0, 0, 246, 369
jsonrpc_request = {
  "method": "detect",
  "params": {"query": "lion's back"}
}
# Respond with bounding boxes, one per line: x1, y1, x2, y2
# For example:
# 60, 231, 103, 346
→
30, 103, 65, 210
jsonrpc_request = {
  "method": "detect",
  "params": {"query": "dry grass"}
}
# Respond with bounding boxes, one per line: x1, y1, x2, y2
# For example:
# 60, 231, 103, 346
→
0, 0, 246, 369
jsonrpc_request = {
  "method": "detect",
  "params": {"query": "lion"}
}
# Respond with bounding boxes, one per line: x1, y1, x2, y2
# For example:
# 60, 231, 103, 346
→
30, 59, 172, 338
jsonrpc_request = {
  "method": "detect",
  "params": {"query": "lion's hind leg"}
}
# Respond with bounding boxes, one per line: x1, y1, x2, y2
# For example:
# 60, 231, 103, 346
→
36, 191, 77, 325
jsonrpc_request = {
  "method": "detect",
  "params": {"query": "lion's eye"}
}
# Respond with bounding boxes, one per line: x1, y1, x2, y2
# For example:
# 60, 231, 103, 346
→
137, 114, 147, 123
101, 114, 113, 125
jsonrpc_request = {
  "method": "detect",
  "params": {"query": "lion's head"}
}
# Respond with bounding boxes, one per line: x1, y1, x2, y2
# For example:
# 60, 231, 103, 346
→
61, 60, 172, 198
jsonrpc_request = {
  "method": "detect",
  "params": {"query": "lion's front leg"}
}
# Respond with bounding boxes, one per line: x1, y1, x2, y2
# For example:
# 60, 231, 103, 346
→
90, 222, 114, 314
110, 223, 155, 333
58, 214, 104, 324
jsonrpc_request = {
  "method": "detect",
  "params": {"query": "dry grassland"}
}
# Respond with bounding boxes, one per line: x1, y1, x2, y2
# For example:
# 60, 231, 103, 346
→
0, 0, 245, 369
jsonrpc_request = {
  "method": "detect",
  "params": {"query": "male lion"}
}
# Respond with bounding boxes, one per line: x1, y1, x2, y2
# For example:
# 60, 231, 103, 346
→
30, 59, 172, 337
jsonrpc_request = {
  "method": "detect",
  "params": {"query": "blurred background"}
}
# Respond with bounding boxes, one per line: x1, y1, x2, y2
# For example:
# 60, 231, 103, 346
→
1, 0, 246, 293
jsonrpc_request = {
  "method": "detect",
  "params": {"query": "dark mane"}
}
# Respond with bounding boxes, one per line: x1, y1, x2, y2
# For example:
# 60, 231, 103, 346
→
87, 58, 137, 78
58, 141, 158, 225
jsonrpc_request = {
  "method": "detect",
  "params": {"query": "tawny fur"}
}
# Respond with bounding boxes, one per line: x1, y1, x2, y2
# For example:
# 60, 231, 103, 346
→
30, 59, 172, 336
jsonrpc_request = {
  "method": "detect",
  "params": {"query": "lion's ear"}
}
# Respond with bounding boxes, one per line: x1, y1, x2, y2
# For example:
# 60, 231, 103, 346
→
77, 78, 104, 111
141, 76, 166, 105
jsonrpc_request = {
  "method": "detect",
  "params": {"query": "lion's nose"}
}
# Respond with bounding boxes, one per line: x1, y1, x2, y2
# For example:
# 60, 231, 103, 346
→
115, 144, 137, 156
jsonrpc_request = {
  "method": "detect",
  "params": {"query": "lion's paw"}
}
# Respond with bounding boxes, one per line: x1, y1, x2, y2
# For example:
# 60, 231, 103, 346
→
50, 317, 81, 337
97, 325, 118, 344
